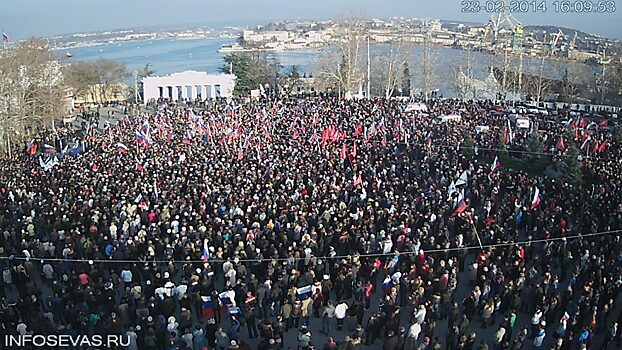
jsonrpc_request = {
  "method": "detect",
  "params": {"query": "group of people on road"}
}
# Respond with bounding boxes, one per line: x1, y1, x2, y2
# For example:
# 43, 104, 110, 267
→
0, 97, 621, 350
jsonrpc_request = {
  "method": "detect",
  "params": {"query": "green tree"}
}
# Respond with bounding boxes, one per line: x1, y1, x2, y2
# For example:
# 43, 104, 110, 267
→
219, 52, 281, 96
461, 133, 475, 159
526, 132, 543, 162
137, 63, 155, 102
281, 65, 303, 95
402, 60, 411, 96
560, 145, 583, 187
219, 53, 253, 95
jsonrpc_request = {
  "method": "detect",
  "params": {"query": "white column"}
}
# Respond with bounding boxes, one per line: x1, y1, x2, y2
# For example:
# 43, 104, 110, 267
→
181, 86, 188, 100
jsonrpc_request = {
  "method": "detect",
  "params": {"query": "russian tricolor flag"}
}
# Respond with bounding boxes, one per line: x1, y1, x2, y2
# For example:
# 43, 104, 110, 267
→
117, 142, 129, 154
44, 144, 56, 153
135, 131, 149, 146
297, 285, 313, 300
202, 239, 210, 263
491, 156, 500, 173
452, 199, 468, 216
27, 140, 37, 154
135, 161, 145, 172
531, 187, 541, 210
505, 120, 513, 144
201, 296, 215, 318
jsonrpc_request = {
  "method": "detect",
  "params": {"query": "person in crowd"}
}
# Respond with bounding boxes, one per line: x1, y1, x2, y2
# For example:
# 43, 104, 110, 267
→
0, 97, 620, 350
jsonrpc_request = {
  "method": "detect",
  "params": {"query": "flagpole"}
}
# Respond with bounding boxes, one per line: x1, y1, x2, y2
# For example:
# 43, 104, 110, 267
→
470, 219, 484, 250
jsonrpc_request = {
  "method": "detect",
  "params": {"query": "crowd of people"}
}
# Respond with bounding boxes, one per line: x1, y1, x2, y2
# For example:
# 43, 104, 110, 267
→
0, 97, 621, 350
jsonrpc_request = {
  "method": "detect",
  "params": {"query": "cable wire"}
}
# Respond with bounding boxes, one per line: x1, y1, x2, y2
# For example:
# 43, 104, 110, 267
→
2, 229, 619, 265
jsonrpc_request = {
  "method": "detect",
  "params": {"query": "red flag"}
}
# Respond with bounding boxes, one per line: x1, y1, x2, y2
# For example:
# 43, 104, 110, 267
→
321, 128, 328, 144
237, 148, 243, 161
555, 136, 565, 151
598, 119, 609, 127
598, 141, 607, 153
292, 129, 300, 140
340, 143, 348, 159
353, 173, 362, 186
353, 124, 363, 137
579, 117, 588, 129
593, 141, 600, 154
351, 142, 357, 159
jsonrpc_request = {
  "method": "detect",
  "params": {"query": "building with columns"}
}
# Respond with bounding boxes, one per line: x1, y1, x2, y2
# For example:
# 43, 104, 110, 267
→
142, 70, 235, 103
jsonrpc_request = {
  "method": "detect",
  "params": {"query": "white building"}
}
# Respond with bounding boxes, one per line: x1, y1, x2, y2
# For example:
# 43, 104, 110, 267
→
142, 70, 235, 103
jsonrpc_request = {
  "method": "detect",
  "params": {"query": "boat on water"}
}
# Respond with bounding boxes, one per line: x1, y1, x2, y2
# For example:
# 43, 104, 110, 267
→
66, 52, 72, 58
217, 42, 246, 53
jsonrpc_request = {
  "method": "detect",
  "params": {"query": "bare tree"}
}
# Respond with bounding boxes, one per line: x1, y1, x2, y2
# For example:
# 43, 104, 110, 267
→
414, 32, 438, 99
556, 62, 595, 104
533, 55, 551, 104
313, 19, 365, 97
65, 60, 99, 102
94, 58, 128, 102
371, 41, 409, 98
0, 38, 69, 153
493, 48, 516, 100
449, 50, 478, 99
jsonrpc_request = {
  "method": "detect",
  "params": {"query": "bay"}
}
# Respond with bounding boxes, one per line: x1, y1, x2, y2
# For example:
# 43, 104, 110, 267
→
60, 37, 584, 98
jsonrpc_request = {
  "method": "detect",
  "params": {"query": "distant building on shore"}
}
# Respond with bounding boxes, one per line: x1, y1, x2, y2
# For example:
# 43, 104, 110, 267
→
142, 70, 235, 103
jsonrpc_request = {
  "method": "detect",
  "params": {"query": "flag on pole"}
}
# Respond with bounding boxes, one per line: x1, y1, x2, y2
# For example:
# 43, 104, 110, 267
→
116, 142, 129, 153
340, 143, 348, 159
455, 171, 468, 187
153, 179, 159, 202
351, 142, 357, 159
353, 173, 362, 187
237, 148, 243, 161
580, 136, 591, 151
505, 120, 513, 144
26, 140, 37, 154
531, 187, 541, 210
135, 130, 149, 146
490, 156, 500, 173
452, 199, 468, 216
2, 32, 8, 44
447, 180, 457, 200
135, 160, 145, 172
43, 144, 56, 153
555, 136, 565, 151
202, 239, 210, 263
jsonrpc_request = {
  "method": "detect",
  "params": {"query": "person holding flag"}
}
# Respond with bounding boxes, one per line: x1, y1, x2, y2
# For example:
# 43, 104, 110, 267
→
531, 186, 541, 210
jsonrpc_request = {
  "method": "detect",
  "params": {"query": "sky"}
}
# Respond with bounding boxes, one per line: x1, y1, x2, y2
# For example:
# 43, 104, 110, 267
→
1, 0, 621, 40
